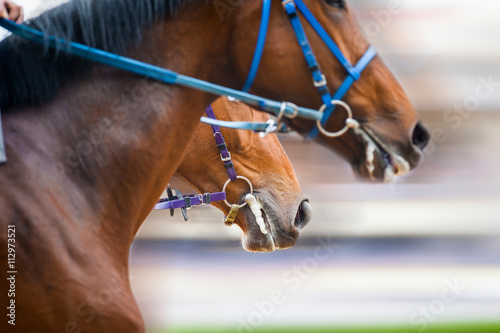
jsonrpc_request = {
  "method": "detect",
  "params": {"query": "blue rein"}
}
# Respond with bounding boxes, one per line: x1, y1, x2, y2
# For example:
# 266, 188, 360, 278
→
0, 0, 377, 166
0, 18, 321, 122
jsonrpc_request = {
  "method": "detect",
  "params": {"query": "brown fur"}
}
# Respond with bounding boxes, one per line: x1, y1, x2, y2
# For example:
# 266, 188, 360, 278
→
0, 1, 426, 331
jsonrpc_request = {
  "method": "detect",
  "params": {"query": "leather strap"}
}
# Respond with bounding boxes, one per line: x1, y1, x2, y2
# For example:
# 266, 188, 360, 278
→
242, 0, 271, 92
280, 0, 377, 140
205, 105, 238, 181
200, 116, 288, 133
154, 191, 226, 210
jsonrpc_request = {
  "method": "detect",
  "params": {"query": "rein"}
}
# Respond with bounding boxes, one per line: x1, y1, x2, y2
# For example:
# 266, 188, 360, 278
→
153, 105, 254, 225
0, 18, 321, 121
0, 0, 377, 165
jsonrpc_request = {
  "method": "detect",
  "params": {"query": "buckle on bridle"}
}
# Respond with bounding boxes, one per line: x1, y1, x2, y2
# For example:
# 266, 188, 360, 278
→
203, 193, 211, 204
282, 0, 295, 9
283, 101, 299, 119
220, 152, 232, 162
313, 74, 327, 88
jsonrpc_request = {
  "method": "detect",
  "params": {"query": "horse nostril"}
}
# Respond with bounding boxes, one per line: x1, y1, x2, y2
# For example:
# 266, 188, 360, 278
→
412, 122, 430, 150
294, 200, 312, 231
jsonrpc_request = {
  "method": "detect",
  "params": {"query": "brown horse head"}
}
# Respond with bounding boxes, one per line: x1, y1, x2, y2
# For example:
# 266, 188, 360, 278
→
230, 0, 430, 182
176, 97, 311, 252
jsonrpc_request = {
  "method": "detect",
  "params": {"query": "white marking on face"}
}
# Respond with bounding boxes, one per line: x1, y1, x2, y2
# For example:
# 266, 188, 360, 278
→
384, 154, 411, 183
244, 194, 268, 235
383, 165, 396, 183
365, 140, 377, 180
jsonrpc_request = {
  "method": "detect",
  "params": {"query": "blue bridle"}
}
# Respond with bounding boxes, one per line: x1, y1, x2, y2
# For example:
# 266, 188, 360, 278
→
200, 0, 377, 138
236, 0, 377, 139
0, 0, 376, 164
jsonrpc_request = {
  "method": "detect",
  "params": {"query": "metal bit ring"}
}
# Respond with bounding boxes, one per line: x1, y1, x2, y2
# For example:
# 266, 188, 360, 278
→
316, 100, 357, 138
222, 176, 253, 208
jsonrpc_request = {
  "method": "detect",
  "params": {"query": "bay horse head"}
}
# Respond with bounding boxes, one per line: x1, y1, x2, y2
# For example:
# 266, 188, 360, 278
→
229, 0, 430, 182
176, 97, 311, 252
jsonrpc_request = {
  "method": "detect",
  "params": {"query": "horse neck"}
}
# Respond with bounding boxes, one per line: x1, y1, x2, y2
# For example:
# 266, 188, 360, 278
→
2, 5, 236, 253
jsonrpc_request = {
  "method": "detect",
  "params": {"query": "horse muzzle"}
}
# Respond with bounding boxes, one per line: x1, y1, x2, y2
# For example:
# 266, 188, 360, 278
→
239, 193, 311, 252
351, 122, 430, 183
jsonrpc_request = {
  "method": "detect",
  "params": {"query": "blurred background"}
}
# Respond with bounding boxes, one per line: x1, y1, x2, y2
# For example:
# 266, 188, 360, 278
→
11, 0, 500, 332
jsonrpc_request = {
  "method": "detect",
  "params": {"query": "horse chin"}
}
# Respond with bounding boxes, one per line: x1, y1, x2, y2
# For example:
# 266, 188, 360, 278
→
352, 126, 412, 183
239, 194, 300, 253
240, 210, 277, 253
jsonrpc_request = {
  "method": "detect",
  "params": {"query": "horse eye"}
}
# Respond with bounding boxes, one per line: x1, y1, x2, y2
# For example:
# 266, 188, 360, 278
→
325, 0, 345, 9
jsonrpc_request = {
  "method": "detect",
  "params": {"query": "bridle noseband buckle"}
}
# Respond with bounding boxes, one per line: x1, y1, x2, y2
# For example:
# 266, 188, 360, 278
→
203, 193, 211, 204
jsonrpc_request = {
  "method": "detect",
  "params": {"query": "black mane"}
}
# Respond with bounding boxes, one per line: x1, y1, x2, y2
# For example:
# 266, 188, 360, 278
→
0, 0, 188, 111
